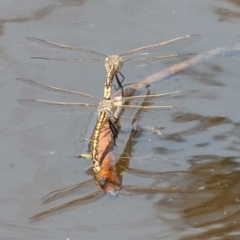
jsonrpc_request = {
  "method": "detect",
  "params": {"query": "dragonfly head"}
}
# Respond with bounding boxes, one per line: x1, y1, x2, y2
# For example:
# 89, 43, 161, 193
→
104, 55, 123, 74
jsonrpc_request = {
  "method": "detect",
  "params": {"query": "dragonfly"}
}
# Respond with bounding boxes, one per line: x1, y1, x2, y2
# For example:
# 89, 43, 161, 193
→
91, 99, 119, 172
16, 77, 187, 173
26, 34, 201, 99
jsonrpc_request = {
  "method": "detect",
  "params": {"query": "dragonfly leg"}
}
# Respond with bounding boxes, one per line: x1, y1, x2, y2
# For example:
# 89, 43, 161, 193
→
114, 73, 125, 97
108, 117, 119, 145
118, 72, 125, 83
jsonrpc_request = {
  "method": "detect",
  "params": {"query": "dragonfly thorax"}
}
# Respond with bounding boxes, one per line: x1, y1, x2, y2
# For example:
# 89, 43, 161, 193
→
98, 99, 114, 117
104, 55, 123, 74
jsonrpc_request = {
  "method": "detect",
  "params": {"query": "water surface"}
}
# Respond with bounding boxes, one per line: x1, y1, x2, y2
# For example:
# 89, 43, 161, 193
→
0, 0, 240, 239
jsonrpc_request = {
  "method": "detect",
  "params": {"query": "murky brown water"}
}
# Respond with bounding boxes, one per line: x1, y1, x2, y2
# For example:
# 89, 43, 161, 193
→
0, 0, 240, 239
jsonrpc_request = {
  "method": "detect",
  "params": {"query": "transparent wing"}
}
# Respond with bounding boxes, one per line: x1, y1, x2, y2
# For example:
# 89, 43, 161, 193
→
29, 57, 105, 63
119, 90, 188, 101
121, 34, 201, 58
30, 54, 195, 64
26, 37, 107, 57
16, 78, 100, 101
27, 35, 200, 69
122, 53, 196, 70
17, 97, 178, 116
124, 54, 193, 62
17, 78, 196, 117
18, 99, 98, 114
113, 90, 196, 121
115, 90, 189, 107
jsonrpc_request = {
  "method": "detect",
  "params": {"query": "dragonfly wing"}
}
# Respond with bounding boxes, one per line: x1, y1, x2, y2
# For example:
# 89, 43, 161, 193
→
29, 190, 105, 222
30, 57, 105, 64
16, 78, 100, 101
121, 34, 201, 59
18, 99, 98, 114
122, 53, 196, 69
26, 37, 107, 57
41, 179, 94, 204
112, 89, 197, 121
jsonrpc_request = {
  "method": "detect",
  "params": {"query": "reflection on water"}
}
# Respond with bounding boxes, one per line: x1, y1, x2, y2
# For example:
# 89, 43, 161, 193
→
151, 156, 240, 240
185, 65, 226, 87
152, 111, 240, 239
1, 0, 240, 238
171, 113, 231, 134
226, 0, 240, 7
14, 43, 240, 239
0, 1, 86, 37
28, 97, 195, 222
181, 155, 240, 239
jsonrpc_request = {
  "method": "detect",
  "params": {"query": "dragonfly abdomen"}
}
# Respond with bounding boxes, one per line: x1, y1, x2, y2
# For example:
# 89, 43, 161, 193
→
91, 99, 120, 173
91, 112, 108, 172
103, 70, 115, 100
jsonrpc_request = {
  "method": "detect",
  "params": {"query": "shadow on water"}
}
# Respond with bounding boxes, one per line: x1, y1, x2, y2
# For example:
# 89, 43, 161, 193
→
215, 0, 240, 22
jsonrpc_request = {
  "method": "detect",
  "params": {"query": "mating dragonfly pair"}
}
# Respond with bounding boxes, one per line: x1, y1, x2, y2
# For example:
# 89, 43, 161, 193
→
18, 34, 201, 222
19, 34, 200, 173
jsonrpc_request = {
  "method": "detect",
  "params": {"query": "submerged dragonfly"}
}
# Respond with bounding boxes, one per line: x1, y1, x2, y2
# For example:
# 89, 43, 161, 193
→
27, 34, 201, 99
28, 107, 196, 222
16, 77, 188, 172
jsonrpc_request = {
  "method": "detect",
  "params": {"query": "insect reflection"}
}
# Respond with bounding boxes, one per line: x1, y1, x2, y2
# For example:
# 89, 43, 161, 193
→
17, 79, 196, 222
29, 113, 193, 222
